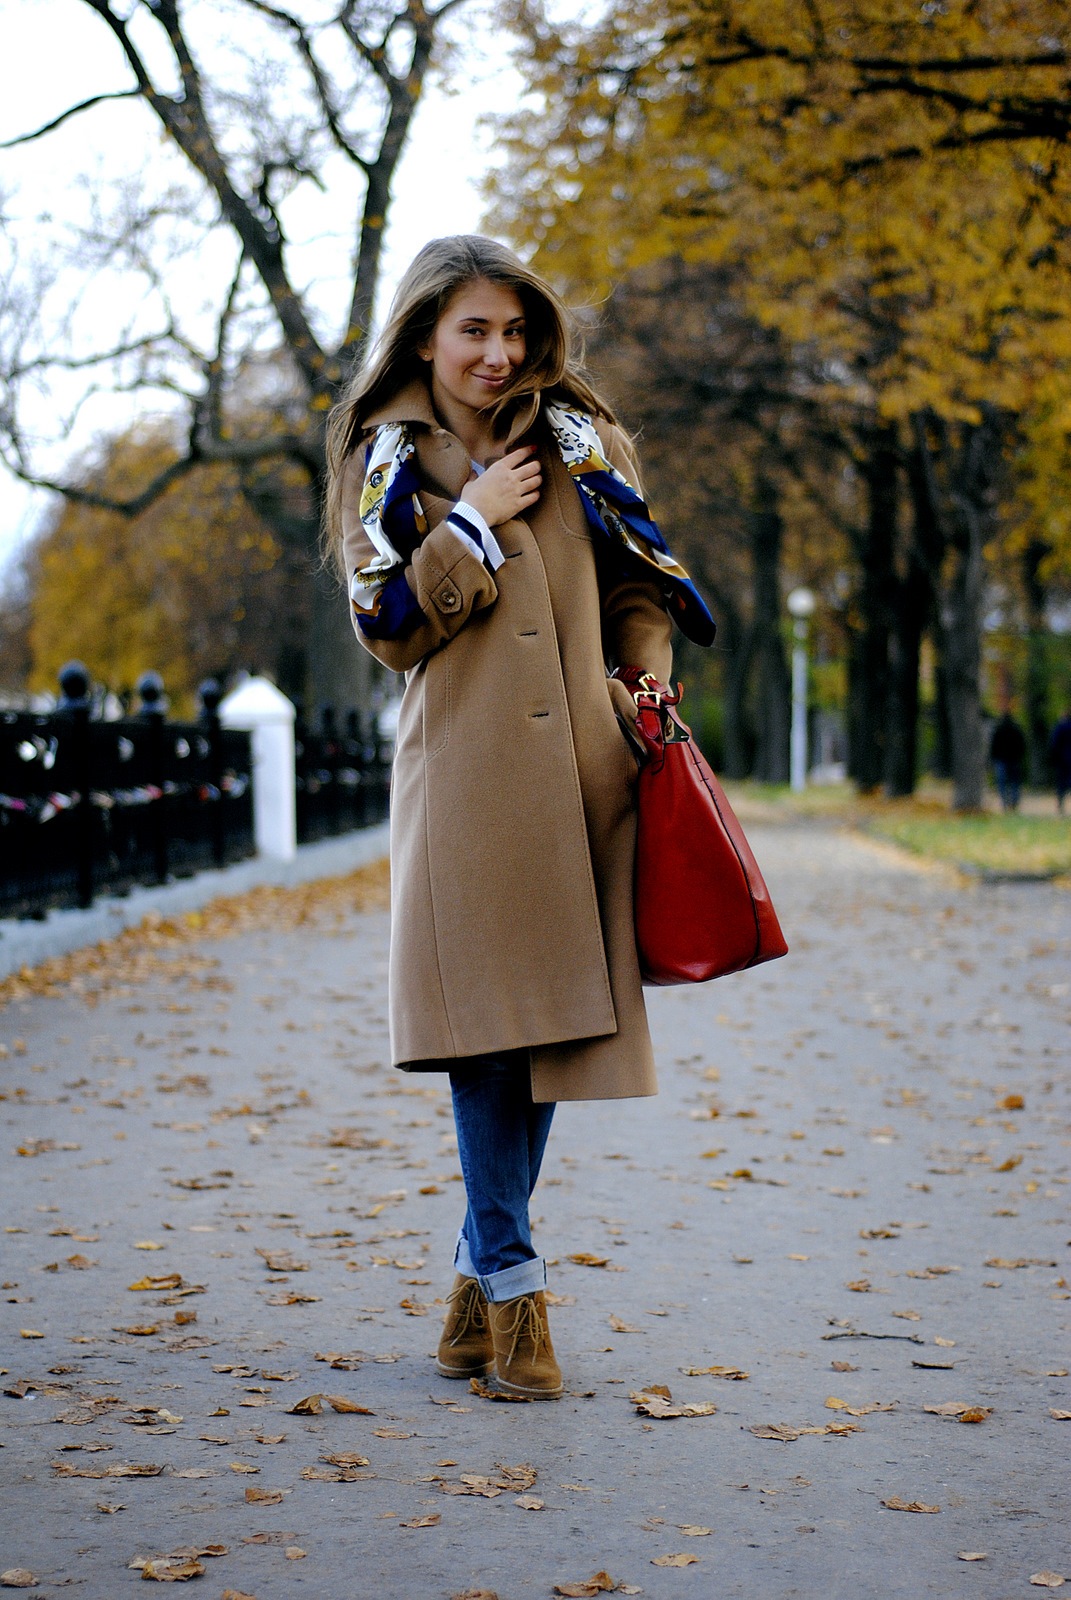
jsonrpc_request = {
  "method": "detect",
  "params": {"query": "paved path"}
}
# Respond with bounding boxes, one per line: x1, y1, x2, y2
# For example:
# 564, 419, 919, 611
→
1, 827, 1068, 1599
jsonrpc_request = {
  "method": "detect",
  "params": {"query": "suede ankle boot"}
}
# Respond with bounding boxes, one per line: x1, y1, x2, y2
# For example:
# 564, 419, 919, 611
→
436, 1274, 494, 1379
488, 1290, 563, 1399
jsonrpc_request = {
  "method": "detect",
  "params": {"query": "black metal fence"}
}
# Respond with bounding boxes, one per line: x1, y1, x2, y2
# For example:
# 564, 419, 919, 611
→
294, 705, 392, 846
1, 665, 392, 922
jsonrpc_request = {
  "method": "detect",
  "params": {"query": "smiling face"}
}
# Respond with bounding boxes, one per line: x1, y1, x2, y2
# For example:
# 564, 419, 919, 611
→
421, 278, 528, 426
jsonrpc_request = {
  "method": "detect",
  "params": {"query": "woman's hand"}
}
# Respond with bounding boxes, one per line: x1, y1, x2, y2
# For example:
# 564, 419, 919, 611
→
463, 445, 542, 527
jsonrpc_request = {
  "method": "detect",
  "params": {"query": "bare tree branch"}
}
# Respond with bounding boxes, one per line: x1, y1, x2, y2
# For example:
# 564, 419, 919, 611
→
236, 0, 371, 173
0, 90, 144, 149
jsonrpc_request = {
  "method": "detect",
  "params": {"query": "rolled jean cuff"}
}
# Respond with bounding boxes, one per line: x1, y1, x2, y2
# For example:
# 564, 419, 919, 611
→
477, 1255, 547, 1304
453, 1232, 478, 1281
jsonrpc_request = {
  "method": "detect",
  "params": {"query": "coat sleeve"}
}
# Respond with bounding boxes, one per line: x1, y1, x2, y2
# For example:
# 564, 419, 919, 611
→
339, 450, 499, 675
596, 423, 674, 694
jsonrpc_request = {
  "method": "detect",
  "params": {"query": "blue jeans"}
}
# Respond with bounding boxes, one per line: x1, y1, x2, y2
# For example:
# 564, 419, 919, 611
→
449, 1050, 556, 1304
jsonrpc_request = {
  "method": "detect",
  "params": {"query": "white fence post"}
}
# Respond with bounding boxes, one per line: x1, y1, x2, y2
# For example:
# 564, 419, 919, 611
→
219, 677, 296, 862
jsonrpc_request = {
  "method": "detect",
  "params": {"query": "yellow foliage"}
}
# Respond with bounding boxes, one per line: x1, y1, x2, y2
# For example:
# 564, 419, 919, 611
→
27, 423, 301, 711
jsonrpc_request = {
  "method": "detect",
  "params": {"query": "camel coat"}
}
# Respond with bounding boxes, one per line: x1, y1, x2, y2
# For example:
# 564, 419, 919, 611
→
340, 378, 673, 1102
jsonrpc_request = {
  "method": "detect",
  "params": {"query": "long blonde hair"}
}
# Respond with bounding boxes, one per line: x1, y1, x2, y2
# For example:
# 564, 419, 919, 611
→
322, 235, 614, 577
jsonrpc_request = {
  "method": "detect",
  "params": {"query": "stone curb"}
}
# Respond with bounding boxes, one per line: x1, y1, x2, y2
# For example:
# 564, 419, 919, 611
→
0, 822, 390, 980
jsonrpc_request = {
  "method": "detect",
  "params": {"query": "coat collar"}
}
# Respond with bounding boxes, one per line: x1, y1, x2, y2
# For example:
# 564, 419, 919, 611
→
361, 374, 543, 453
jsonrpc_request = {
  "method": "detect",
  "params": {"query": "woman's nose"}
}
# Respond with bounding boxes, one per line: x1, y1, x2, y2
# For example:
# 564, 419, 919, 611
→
484, 337, 510, 369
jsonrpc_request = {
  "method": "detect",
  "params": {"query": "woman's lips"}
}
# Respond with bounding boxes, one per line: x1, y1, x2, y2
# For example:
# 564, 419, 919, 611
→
475, 373, 507, 387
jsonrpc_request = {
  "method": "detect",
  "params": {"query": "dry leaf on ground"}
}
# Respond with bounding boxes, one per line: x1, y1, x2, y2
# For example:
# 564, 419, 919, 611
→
609, 1316, 641, 1333
680, 1365, 749, 1380
1030, 1576, 1067, 1589
514, 1495, 544, 1510
245, 1488, 287, 1505
0, 1576, 37, 1591
131, 1556, 205, 1581
630, 1389, 716, 1418
825, 1397, 898, 1416
127, 1274, 183, 1292
881, 1496, 940, 1513
652, 1553, 699, 1567
923, 1402, 991, 1422
450, 1592, 500, 1600
399, 1514, 441, 1528
469, 1377, 531, 1403
284, 1548, 306, 1560
221, 1591, 258, 1599
957, 1553, 988, 1562
1049, 1410, 1071, 1421
567, 1253, 611, 1268
553, 1576, 618, 1598
749, 1422, 860, 1440
679, 1525, 712, 1535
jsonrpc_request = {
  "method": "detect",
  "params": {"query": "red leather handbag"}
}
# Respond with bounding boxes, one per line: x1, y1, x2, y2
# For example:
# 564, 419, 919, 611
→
612, 669, 789, 985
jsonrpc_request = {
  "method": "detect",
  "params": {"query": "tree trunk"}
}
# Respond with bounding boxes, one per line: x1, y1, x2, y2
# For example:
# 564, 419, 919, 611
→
937, 412, 1001, 811
708, 584, 752, 778
749, 475, 790, 784
849, 425, 899, 791
1021, 538, 1051, 787
883, 572, 926, 797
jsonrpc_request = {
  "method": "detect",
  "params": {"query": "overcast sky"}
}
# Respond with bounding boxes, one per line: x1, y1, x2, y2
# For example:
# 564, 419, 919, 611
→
0, 0, 523, 578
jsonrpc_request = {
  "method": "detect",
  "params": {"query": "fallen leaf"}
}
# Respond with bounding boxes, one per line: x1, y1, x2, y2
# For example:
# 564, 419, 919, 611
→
1050, 1410, 1071, 1421
133, 1241, 165, 1251
469, 1377, 531, 1403
284, 1548, 306, 1561
609, 1316, 641, 1333
228, 1463, 259, 1474
680, 1365, 749, 1380
287, 1394, 324, 1415
553, 1575, 618, 1597
18, 1331, 44, 1340
221, 1592, 258, 1600
998, 1094, 1024, 1111
679, 1525, 712, 1536
957, 1553, 987, 1562
399, 1514, 441, 1528
324, 1394, 372, 1414
831, 1362, 858, 1373
134, 1555, 206, 1581
514, 1495, 545, 1510
933, 1337, 956, 1348
923, 1402, 990, 1421
630, 1389, 716, 1419
264, 1292, 321, 1306
652, 1554, 698, 1566
748, 1422, 861, 1440
245, 1488, 287, 1505
321, 1452, 370, 1467
881, 1496, 940, 1513
0, 1575, 37, 1591
567, 1253, 611, 1268
1030, 1576, 1067, 1589
372, 1427, 411, 1439
985, 1257, 1056, 1270
825, 1397, 897, 1416
127, 1274, 182, 1292
845, 1279, 872, 1293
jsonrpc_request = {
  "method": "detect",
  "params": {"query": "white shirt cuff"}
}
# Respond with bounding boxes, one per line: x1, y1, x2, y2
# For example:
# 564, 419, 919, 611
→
447, 500, 506, 572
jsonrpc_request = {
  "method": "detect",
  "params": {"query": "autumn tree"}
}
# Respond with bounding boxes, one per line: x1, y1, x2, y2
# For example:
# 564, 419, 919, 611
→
0, 0, 468, 711
491, 0, 1071, 807
23, 419, 302, 712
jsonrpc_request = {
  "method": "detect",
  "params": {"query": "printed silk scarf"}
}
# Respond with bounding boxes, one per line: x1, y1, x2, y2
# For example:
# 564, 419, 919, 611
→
351, 403, 716, 647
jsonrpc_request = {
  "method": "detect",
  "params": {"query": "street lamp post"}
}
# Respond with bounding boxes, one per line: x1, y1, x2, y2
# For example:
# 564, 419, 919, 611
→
787, 587, 816, 793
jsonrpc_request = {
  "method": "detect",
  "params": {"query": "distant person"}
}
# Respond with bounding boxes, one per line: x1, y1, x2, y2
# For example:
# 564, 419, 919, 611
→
990, 711, 1027, 812
1050, 708, 1071, 814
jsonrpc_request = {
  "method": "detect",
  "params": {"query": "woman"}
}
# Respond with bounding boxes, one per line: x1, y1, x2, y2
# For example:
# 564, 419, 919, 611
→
324, 236, 714, 1399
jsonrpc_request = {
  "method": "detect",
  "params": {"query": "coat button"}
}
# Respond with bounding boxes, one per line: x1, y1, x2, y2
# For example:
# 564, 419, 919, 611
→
438, 587, 460, 612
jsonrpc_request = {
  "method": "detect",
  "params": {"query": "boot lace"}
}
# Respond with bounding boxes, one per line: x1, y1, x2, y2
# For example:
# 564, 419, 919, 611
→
445, 1278, 487, 1345
499, 1295, 549, 1366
